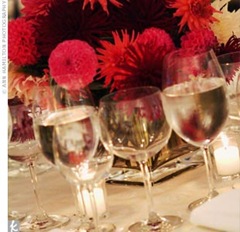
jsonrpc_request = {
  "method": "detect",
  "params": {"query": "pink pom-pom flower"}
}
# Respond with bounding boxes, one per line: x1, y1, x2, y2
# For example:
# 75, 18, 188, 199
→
180, 29, 218, 54
48, 39, 98, 89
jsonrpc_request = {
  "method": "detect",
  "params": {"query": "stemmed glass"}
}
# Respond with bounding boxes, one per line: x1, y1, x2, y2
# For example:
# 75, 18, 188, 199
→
52, 104, 115, 231
8, 101, 69, 231
8, 99, 51, 179
161, 49, 229, 211
217, 51, 240, 120
32, 78, 115, 231
32, 82, 90, 222
8, 106, 26, 221
98, 86, 173, 231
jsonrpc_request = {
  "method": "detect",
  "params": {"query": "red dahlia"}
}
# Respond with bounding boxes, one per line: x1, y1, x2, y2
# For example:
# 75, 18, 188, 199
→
8, 18, 40, 66
48, 39, 98, 89
31, 0, 113, 57
98, 27, 176, 91
168, 0, 220, 32
181, 29, 218, 54
97, 30, 138, 90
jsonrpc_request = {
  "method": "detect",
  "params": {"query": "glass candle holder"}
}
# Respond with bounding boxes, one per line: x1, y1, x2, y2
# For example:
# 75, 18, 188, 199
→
75, 180, 108, 219
209, 125, 240, 187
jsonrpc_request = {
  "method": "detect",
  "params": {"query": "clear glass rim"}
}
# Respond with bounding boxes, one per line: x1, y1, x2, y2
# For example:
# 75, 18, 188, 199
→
99, 86, 160, 104
164, 48, 216, 60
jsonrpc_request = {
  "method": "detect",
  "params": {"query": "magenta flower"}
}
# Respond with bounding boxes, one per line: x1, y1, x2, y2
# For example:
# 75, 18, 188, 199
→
180, 29, 218, 54
8, 18, 40, 66
48, 39, 98, 89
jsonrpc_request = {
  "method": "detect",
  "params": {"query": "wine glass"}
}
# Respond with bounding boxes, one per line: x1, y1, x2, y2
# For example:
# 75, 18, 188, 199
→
31, 82, 88, 224
8, 105, 27, 222
8, 99, 51, 179
32, 78, 115, 231
8, 101, 69, 231
98, 86, 173, 231
161, 49, 229, 211
52, 105, 115, 232
217, 51, 240, 121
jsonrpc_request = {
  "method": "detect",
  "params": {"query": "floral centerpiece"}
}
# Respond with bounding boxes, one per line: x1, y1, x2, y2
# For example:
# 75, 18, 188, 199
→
8, 0, 240, 103
8, 0, 240, 171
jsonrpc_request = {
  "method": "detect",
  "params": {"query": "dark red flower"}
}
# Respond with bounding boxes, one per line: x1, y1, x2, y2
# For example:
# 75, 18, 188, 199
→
109, 0, 181, 46
98, 27, 176, 91
180, 29, 218, 54
8, 18, 40, 66
48, 39, 98, 89
83, 0, 122, 14
216, 34, 240, 56
31, 0, 112, 57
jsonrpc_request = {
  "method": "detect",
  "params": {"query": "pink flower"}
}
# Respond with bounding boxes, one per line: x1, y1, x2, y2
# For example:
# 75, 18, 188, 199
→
48, 39, 98, 89
180, 29, 218, 54
8, 18, 40, 66
137, 27, 176, 53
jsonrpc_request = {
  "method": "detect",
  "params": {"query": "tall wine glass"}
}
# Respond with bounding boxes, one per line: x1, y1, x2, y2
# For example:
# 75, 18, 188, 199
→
8, 105, 26, 221
52, 105, 115, 232
31, 81, 91, 222
217, 51, 240, 120
161, 49, 229, 211
8, 99, 51, 179
99, 86, 172, 231
32, 78, 115, 231
8, 101, 69, 231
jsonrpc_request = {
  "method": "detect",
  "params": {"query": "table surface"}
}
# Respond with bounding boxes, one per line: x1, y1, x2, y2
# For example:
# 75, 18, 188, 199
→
8, 155, 237, 232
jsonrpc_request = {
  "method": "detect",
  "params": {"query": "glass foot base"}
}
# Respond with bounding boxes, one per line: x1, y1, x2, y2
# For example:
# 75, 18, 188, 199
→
128, 219, 172, 232
188, 191, 219, 211
161, 215, 183, 228
77, 223, 116, 232
8, 210, 26, 221
20, 214, 69, 231
8, 160, 52, 178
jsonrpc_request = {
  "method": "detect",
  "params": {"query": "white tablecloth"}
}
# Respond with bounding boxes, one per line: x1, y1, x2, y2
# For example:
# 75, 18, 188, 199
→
8, 161, 237, 232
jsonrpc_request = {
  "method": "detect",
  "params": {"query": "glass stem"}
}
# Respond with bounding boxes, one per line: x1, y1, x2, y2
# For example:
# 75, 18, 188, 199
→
28, 160, 47, 217
87, 184, 100, 231
202, 146, 216, 197
138, 161, 154, 217
71, 184, 86, 218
